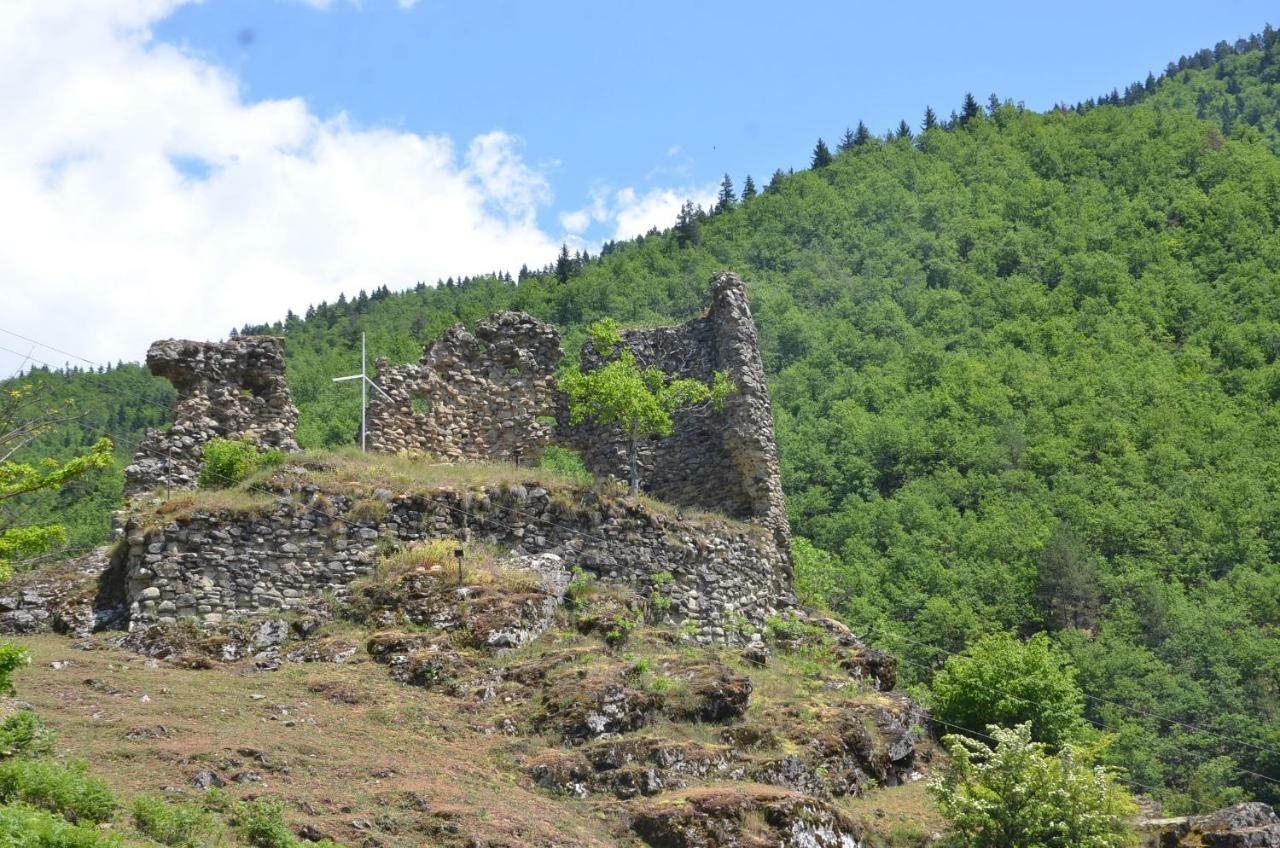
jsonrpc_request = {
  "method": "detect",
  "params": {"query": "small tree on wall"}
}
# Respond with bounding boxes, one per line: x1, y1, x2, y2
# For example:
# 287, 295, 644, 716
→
560, 319, 734, 496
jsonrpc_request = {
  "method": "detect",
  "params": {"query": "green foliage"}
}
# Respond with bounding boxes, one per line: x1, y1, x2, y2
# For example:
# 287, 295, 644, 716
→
197, 438, 267, 489
131, 794, 223, 848
230, 797, 341, 848
0, 759, 118, 825
931, 632, 1085, 747
9, 31, 1280, 804
561, 320, 734, 494
537, 445, 592, 485
0, 711, 53, 761
0, 803, 121, 848
0, 644, 31, 698
929, 724, 1135, 848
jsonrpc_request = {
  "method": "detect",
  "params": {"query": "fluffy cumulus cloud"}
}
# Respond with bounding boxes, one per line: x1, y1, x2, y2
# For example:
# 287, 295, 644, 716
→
0, 0, 558, 372
560, 183, 717, 244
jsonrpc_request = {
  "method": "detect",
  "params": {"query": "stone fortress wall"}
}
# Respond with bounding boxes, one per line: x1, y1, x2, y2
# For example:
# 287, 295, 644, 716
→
124, 336, 298, 496
122, 271, 794, 638
122, 483, 791, 643
364, 311, 562, 460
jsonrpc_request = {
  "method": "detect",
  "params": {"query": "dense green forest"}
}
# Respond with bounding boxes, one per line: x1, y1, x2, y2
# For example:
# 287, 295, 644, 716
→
5, 27, 1280, 813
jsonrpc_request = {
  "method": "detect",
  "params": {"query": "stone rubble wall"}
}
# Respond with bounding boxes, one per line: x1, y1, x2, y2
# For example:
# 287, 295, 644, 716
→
562, 272, 792, 559
122, 483, 793, 643
124, 337, 299, 496
363, 312, 562, 461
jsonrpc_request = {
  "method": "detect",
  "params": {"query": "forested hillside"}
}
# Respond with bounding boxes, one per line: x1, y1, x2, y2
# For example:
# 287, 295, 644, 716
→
6, 27, 1280, 813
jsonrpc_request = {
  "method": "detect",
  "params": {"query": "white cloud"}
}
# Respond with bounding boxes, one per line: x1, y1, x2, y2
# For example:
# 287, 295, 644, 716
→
0, 0, 561, 373
559, 183, 717, 243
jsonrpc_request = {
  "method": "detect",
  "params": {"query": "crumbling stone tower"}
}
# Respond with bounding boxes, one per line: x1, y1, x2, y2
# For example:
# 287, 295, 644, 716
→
564, 272, 792, 558
124, 336, 298, 495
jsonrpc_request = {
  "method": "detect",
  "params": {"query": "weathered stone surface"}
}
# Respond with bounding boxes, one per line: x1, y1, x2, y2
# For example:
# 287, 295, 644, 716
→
121, 480, 792, 643
630, 786, 863, 848
564, 272, 792, 561
1145, 802, 1280, 848
363, 272, 791, 572
364, 311, 562, 461
124, 336, 298, 496
0, 547, 124, 637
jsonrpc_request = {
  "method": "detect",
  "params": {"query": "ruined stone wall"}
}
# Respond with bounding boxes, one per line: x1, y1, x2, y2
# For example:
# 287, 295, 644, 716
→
122, 482, 793, 643
363, 312, 562, 462
363, 273, 791, 563
563, 272, 792, 558
124, 337, 298, 496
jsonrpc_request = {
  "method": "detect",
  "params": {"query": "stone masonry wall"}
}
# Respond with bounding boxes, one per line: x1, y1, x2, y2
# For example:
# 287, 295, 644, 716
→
563, 272, 792, 559
124, 337, 299, 496
362, 272, 790, 564
122, 482, 793, 643
363, 312, 562, 461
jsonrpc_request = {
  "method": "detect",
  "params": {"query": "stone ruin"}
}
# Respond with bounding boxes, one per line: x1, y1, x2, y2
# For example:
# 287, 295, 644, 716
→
365, 311, 562, 460
564, 272, 791, 558
120, 272, 794, 635
363, 271, 791, 561
124, 336, 299, 495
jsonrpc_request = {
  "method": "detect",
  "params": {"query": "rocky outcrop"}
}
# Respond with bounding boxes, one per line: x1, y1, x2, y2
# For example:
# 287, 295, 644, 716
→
1146, 802, 1280, 847
364, 312, 562, 461
630, 786, 863, 848
0, 547, 124, 637
124, 336, 298, 496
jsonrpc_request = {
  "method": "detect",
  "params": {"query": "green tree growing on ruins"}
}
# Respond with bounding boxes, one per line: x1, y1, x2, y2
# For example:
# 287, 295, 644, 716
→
560, 319, 734, 496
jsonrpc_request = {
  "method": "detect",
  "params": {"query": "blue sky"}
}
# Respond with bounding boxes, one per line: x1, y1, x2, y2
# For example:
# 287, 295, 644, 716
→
156, 0, 1277, 243
1, 1, 1275, 372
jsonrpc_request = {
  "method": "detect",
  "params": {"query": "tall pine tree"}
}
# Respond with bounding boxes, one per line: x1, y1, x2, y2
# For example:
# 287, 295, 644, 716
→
853, 120, 872, 146
715, 173, 736, 213
922, 106, 938, 131
837, 127, 857, 153
810, 138, 833, 169
741, 174, 757, 200
960, 92, 981, 125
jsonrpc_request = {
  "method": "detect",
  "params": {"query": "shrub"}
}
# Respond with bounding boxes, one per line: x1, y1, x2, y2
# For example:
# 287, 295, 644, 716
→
0, 643, 30, 697
929, 723, 1135, 848
131, 794, 222, 847
230, 798, 295, 848
537, 446, 592, 485
0, 759, 117, 824
0, 711, 54, 760
0, 803, 120, 848
197, 438, 263, 489
930, 631, 1085, 747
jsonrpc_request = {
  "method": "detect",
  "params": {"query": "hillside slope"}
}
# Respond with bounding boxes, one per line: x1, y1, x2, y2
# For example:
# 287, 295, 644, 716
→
6, 31, 1280, 810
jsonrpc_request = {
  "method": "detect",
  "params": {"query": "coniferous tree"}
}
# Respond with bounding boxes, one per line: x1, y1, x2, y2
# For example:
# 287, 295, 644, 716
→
715, 173, 736, 213
741, 174, 757, 200
960, 93, 981, 125
922, 106, 938, 131
766, 169, 785, 193
837, 127, 857, 153
987, 93, 1001, 116
853, 121, 872, 146
674, 201, 702, 248
810, 138, 833, 169
555, 243, 572, 283
1144, 72, 1157, 93
896, 119, 913, 140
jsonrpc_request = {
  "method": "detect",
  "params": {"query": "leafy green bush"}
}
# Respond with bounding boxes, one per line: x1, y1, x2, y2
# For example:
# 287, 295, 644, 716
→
197, 438, 265, 489
930, 632, 1084, 747
537, 445, 592, 485
0, 759, 117, 824
929, 723, 1134, 848
131, 794, 223, 847
231, 798, 296, 848
0, 643, 31, 697
0, 711, 54, 760
0, 802, 121, 848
